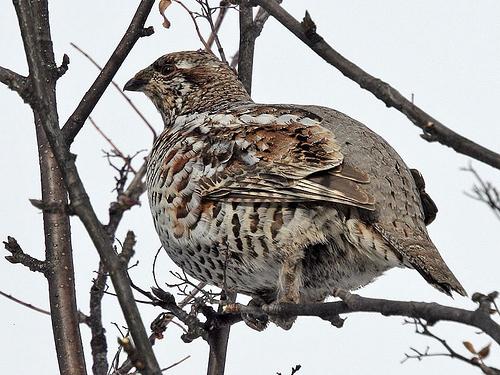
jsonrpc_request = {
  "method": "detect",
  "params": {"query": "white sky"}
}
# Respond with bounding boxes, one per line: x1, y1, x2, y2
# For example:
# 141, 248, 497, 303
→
1, 1, 499, 374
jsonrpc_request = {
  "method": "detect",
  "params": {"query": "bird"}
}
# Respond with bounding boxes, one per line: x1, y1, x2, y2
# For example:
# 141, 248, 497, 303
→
124, 50, 466, 329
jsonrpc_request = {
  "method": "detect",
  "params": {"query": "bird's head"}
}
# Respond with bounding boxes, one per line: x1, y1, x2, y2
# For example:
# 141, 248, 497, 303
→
124, 50, 251, 124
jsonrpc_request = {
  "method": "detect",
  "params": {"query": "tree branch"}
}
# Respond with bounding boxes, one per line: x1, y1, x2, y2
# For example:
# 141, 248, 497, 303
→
230, 1, 281, 69
207, 291, 236, 375
106, 161, 147, 236
206, 2, 228, 50
0, 65, 31, 102
402, 319, 500, 375
4, 236, 47, 273
237, 1, 255, 94
12, 0, 161, 373
0, 289, 50, 316
12, 1, 87, 373
232, 290, 500, 345
70, 43, 157, 140
252, 0, 500, 170
61, 0, 155, 145
88, 261, 109, 375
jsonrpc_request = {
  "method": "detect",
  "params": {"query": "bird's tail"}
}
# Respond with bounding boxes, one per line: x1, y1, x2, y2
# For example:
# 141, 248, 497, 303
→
374, 223, 466, 297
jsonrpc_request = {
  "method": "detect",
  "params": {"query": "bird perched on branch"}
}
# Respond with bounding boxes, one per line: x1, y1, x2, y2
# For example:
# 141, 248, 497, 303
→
124, 50, 465, 329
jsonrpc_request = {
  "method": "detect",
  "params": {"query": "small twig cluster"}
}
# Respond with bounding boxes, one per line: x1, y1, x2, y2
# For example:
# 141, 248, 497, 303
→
402, 318, 500, 375
462, 165, 500, 220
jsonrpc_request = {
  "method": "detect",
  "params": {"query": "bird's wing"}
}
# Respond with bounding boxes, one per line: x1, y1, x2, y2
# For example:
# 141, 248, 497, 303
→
198, 120, 375, 210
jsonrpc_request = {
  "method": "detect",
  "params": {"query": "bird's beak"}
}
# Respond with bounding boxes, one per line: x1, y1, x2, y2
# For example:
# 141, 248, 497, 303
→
123, 74, 148, 92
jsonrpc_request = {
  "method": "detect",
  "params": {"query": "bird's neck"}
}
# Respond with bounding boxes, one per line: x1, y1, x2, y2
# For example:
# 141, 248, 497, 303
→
160, 77, 253, 126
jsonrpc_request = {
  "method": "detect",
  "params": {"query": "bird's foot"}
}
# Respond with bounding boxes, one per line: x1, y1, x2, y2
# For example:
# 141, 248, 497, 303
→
263, 301, 297, 330
241, 297, 269, 332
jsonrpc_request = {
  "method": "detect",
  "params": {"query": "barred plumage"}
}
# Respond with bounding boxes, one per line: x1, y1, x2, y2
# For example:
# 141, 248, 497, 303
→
125, 50, 465, 328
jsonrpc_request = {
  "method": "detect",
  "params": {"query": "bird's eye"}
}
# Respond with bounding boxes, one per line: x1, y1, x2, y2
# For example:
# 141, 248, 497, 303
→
153, 61, 174, 75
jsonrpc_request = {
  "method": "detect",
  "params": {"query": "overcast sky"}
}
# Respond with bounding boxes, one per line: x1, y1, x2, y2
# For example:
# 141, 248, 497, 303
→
1, 1, 499, 374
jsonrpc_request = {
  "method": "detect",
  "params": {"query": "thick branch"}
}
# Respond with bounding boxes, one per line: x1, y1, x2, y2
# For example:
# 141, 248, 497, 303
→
13, 1, 87, 374
231, 1, 281, 70
253, 0, 500, 170
237, 1, 255, 94
61, 1, 155, 145
13, 0, 161, 373
207, 291, 236, 375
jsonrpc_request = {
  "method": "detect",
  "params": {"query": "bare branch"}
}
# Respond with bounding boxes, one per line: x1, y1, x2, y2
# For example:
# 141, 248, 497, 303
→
207, 290, 236, 375
3, 236, 47, 273
226, 290, 500, 345
174, 1, 211, 51
89, 117, 134, 171
206, 2, 229, 50
0, 289, 50, 316
106, 161, 147, 236
203, 1, 228, 63
61, 1, 156, 145
252, 0, 500, 170
402, 319, 500, 375
13, 0, 88, 372
88, 261, 109, 375
0, 66, 30, 102
230, 1, 281, 70
120, 231, 137, 264
161, 355, 191, 372
462, 165, 500, 220
238, 0, 255, 94
12, 0, 162, 372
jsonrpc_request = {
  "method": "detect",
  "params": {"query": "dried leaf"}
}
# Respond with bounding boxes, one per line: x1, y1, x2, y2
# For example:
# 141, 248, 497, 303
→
478, 343, 491, 359
463, 341, 477, 354
159, 0, 172, 28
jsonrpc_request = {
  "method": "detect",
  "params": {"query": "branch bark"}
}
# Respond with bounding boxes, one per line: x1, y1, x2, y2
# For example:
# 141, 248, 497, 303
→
8, 0, 162, 373
232, 290, 500, 345
61, 0, 155, 145
237, 1, 255, 94
206, 291, 236, 375
11, 1, 87, 374
88, 261, 109, 375
253, 0, 500, 171
0, 66, 30, 102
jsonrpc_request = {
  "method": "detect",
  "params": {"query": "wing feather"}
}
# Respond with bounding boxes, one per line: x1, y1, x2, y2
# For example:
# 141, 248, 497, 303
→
198, 114, 375, 210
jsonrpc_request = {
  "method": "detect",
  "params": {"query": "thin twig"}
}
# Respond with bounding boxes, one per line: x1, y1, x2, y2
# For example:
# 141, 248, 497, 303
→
70, 42, 157, 140
161, 355, 191, 372
89, 116, 137, 174
402, 319, 500, 375
462, 165, 500, 220
0, 289, 50, 316
174, 0, 211, 51
202, 0, 227, 63
206, 3, 229, 50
